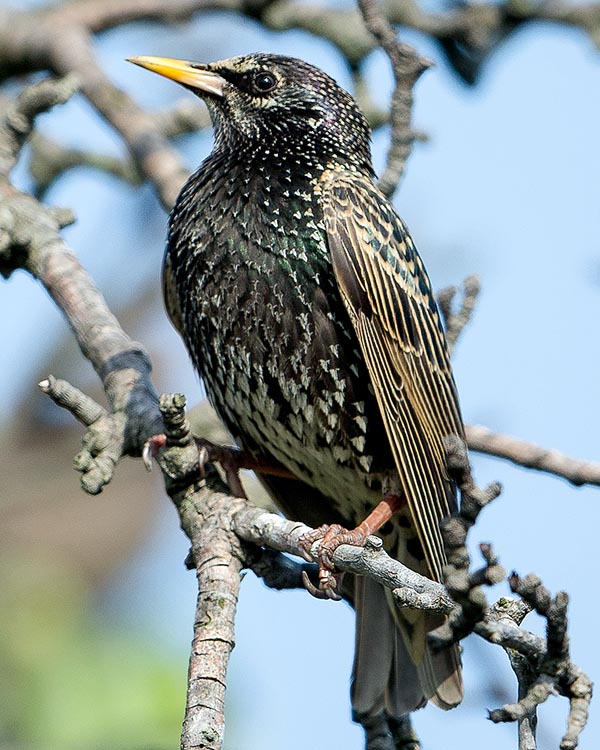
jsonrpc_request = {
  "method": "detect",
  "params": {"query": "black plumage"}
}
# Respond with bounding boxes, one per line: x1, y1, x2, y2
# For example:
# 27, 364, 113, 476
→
130, 52, 464, 725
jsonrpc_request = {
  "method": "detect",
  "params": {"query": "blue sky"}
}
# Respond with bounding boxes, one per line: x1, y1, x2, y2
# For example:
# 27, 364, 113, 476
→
2, 6, 599, 749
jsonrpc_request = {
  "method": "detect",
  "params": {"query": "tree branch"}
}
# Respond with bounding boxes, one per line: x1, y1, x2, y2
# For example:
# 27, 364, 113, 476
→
432, 439, 592, 750
155, 394, 247, 750
465, 424, 600, 488
437, 274, 481, 356
358, 0, 431, 197
0, 78, 162, 491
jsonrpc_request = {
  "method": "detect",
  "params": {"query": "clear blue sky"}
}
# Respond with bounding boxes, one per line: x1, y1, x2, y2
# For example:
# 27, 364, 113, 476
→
3, 5, 599, 749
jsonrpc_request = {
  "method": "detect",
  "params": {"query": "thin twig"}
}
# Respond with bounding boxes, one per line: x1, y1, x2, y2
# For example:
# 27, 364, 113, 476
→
358, 0, 431, 197
437, 274, 481, 355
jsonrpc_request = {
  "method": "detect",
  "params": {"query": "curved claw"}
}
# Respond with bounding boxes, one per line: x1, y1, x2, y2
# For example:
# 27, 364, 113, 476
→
143, 433, 166, 471
197, 446, 209, 477
142, 442, 153, 472
302, 570, 333, 600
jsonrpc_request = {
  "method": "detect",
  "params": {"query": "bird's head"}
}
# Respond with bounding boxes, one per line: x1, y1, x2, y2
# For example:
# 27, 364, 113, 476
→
128, 53, 373, 174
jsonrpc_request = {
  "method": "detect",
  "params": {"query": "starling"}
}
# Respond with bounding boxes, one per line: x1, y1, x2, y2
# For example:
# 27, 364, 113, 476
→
129, 53, 464, 726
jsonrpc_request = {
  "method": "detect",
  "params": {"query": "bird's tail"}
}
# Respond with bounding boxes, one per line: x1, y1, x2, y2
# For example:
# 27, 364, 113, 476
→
351, 575, 463, 718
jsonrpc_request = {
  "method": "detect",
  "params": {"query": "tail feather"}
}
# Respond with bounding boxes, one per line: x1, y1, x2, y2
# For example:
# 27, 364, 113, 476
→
256, 473, 464, 715
353, 576, 462, 718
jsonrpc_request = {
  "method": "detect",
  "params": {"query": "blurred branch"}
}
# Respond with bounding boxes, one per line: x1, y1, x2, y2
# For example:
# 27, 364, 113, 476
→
0, 75, 80, 178
29, 100, 209, 197
29, 132, 142, 197
0, 77, 162, 492
358, 0, 431, 197
465, 424, 600, 488
438, 274, 481, 355
47, 25, 190, 210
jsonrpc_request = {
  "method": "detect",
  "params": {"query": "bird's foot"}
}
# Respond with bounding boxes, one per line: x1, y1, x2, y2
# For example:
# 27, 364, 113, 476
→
299, 523, 370, 600
143, 433, 295, 499
299, 493, 406, 600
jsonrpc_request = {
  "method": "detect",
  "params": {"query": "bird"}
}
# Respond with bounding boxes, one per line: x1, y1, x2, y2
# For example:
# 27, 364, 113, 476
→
129, 52, 464, 736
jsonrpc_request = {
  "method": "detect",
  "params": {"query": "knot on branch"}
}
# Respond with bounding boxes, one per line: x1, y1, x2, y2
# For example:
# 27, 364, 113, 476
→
152, 394, 200, 489
159, 392, 194, 447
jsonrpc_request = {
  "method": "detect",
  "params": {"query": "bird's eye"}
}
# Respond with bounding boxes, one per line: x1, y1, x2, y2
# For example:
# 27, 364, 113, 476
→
253, 72, 277, 95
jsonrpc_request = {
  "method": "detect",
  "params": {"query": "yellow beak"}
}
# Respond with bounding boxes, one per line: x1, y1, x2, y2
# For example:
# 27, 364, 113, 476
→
127, 56, 225, 97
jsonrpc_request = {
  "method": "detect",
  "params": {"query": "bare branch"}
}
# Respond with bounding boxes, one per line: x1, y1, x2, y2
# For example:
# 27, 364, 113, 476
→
358, 0, 431, 197
481, 580, 592, 750
0, 81, 162, 492
156, 394, 247, 750
428, 438, 592, 749
28, 100, 209, 196
47, 26, 189, 210
233, 504, 455, 613
428, 436, 504, 647
29, 132, 142, 197
465, 424, 600, 488
438, 274, 481, 355
0, 75, 80, 177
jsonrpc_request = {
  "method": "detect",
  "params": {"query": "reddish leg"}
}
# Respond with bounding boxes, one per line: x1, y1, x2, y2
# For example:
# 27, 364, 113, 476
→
142, 433, 296, 498
300, 493, 406, 597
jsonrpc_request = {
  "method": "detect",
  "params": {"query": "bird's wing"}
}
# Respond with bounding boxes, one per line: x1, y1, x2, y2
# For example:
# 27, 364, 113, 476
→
319, 170, 464, 581
162, 251, 185, 337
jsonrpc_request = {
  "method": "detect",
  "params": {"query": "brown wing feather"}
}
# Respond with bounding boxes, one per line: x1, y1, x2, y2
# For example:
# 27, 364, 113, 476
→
319, 170, 464, 582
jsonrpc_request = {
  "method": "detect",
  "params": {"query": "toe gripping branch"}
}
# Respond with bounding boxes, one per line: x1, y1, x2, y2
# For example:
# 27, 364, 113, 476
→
299, 493, 406, 600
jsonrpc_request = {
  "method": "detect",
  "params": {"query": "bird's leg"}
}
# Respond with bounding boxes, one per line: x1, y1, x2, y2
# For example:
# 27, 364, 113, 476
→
143, 434, 295, 499
300, 493, 406, 596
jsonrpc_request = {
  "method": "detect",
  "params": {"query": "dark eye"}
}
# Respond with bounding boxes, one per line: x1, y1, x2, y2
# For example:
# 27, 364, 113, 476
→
253, 72, 277, 95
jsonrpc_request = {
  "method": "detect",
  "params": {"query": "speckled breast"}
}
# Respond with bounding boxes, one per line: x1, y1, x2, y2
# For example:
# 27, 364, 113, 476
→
166, 152, 394, 520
